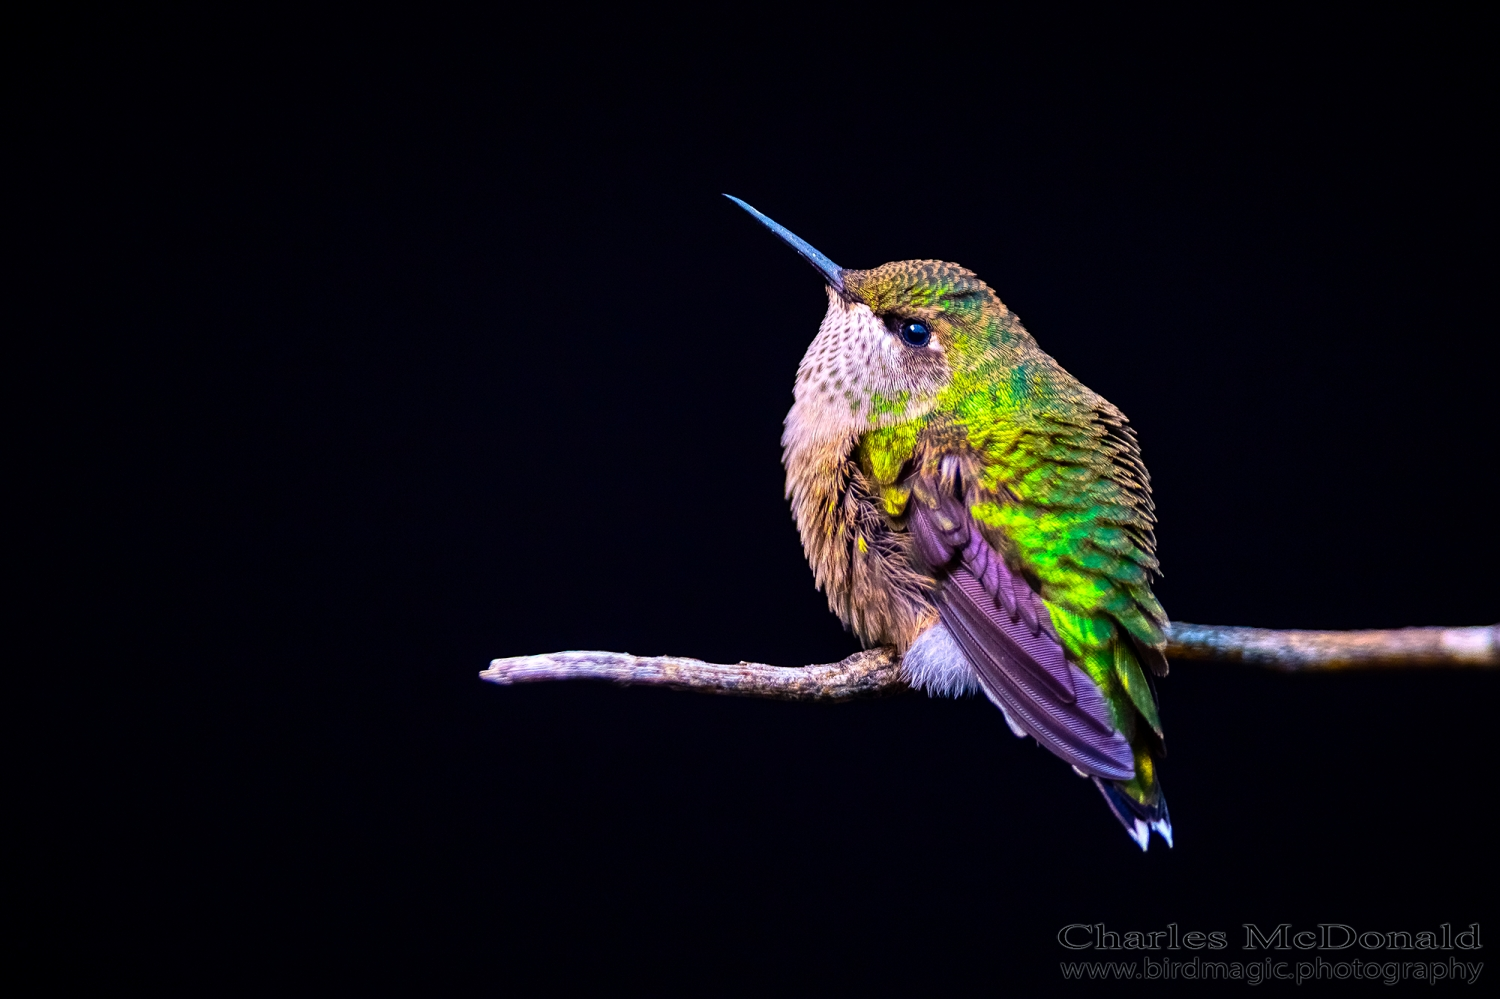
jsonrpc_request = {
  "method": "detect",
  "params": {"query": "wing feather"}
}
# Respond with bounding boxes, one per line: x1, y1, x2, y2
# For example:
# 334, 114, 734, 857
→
910, 491, 1136, 781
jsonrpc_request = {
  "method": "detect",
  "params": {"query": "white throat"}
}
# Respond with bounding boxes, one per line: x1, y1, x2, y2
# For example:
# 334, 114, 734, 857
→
781, 288, 942, 459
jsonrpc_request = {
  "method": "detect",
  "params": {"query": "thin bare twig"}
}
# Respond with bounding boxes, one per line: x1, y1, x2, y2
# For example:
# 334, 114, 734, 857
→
479, 622, 1499, 700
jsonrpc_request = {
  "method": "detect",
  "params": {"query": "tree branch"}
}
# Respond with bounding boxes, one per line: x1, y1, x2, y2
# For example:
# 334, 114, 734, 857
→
1161, 622, 1498, 670
480, 622, 1499, 700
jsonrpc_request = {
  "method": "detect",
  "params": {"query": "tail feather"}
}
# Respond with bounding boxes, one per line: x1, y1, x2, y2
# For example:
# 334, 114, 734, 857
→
1094, 777, 1173, 851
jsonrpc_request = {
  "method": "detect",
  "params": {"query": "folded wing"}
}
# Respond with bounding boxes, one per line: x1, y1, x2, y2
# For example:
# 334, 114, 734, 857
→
909, 489, 1135, 781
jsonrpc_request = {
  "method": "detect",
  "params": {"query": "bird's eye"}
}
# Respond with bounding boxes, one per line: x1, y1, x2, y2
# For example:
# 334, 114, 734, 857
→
898, 319, 931, 347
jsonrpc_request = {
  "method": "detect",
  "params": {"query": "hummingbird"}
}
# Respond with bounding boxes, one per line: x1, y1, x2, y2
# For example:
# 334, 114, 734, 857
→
728, 195, 1172, 850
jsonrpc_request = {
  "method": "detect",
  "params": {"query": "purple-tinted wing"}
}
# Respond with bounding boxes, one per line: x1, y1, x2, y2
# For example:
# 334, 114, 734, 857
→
910, 492, 1135, 781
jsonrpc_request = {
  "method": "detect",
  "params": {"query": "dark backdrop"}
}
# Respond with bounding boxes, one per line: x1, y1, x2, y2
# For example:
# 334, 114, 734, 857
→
22, 12, 1497, 993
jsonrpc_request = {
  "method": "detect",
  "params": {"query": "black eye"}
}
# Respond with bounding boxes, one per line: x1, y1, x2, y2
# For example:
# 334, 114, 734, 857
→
898, 319, 931, 347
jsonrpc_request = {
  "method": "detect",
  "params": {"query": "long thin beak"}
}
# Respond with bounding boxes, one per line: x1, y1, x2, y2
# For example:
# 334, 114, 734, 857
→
724, 194, 845, 294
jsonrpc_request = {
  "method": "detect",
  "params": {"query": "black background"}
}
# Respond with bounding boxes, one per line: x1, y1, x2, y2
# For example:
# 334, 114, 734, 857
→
21, 11, 1497, 993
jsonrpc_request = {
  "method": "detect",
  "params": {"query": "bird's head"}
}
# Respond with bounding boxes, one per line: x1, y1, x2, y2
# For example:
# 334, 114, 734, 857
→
727, 196, 1025, 448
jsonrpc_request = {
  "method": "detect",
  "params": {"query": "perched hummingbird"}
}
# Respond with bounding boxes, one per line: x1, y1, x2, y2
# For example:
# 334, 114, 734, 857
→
728, 195, 1172, 850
